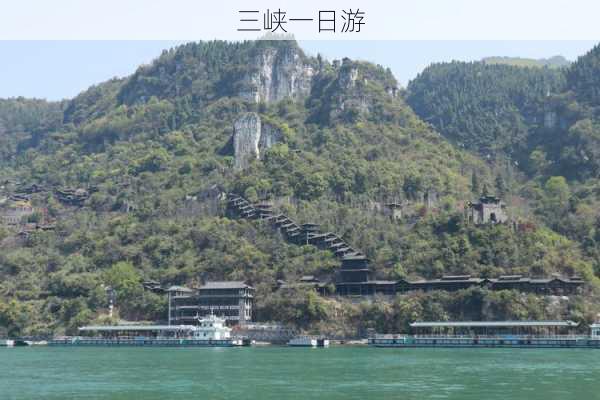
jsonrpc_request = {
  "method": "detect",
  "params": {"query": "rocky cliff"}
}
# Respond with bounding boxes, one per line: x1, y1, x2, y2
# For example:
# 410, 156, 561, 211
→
238, 46, 314, 103
233, 112, 282, 169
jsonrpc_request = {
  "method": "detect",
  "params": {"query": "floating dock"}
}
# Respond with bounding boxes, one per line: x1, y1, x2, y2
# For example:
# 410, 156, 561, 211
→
369, 321, 600, 348
288, 336, 330, 347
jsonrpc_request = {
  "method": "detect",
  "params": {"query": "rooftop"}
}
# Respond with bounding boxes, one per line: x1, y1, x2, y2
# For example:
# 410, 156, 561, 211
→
441, 275, 472, 281
409, 275, 583, 284
410, 320, 579, 328
342, 254, 369, 262
199, 281, 253, 290
165, 285, 193, 293
385, 202, 402, 207
411, 277, 484, 284
478, 195, 503, 204
79, 325, 196, 332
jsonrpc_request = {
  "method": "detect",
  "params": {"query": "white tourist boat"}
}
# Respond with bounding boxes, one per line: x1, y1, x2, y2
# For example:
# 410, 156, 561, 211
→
288, 336, 329, 347
192, 313, 238, 342
50, 314, 245, 346
0, 339, 15, 347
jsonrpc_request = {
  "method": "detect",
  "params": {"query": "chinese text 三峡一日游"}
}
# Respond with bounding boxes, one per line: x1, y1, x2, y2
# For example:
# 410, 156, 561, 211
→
237, 9, 365, 33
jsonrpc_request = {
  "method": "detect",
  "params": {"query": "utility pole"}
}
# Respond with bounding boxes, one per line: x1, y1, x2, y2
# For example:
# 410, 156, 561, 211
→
105, 286, 115, 318
168, 290, 172, 326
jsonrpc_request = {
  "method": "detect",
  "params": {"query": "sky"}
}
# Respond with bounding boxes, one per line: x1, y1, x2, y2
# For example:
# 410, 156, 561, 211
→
3, 0, 600, 41
0, 41, 596, 101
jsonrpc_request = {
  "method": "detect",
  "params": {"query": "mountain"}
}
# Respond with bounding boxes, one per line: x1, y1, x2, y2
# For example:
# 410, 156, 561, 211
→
0, 98, 64, 163
406, 44, 600, 183
0, 40, 598, 337
406, 61, 566, 159
407, 43, 600, 291
482, 55, 570, 69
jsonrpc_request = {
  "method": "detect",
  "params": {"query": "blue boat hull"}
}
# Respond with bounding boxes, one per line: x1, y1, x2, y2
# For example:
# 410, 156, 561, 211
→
48, 338, 238, 347
369, 337, 600, 349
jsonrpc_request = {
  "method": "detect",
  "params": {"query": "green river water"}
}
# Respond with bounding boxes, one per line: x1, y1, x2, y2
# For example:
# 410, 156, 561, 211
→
0, 346, 598, 399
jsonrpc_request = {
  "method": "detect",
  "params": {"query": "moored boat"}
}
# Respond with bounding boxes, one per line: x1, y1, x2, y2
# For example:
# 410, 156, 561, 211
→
288, 336, 329, 347
369, 320, 600, 349
49, 314, 244, 347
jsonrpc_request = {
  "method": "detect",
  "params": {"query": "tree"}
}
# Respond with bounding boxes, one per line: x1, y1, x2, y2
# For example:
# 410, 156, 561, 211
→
103, 262, 141, 291
102, 262, 142, 315
528, 149, 550, 175
0, 300, 31, 337
495, 174, 507, 198
482, 183, 490, 197
543, 176, 570, 213
297, 172, 327, 200
471, 171, 480, 194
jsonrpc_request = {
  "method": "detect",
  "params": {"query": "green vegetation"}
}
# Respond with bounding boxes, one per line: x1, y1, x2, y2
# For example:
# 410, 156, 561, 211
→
407, 61, 566, 158
1, 40, 600, 337
482, 55, 570, 69
407, 44, 600, 276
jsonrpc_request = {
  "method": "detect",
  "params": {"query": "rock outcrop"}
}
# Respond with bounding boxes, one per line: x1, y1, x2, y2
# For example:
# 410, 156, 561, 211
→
233, 113, 261, 170
336, 59, 399, 116
308, 58, 399, 123
239, 46, 314, 103
259, 123, 282, 150
233, 113, 282, 169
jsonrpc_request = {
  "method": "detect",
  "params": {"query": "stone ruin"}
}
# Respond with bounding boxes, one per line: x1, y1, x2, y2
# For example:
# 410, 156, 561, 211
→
466, 195, 508, 224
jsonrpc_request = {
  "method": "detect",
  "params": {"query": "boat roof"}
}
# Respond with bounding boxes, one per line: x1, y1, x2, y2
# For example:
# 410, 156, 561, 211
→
79, 325, 196, 332
410, 320, 579, 328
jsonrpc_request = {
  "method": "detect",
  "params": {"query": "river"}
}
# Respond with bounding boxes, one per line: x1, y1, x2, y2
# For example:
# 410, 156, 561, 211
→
0, 346, 597, 399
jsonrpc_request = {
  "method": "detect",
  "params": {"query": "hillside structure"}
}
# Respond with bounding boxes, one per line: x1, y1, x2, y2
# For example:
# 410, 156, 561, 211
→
466, 195, 508, 224
169, 281, 254, 326
0, 199, 34, 226
224, 193, 583, 298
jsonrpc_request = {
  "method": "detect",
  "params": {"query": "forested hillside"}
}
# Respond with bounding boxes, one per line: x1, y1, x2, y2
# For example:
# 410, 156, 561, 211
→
481, 55, 570, 69
407, 44, 600, 299
407, 61, 566, 159
1, 40, 599, 337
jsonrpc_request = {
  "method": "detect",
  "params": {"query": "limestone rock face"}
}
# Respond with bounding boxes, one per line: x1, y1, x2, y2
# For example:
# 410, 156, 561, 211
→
259, 123, 282, 150
338, 66, 359, 90
333, 64, 370, 117
233, 113, 261, 170
239, 47, 314, 103
233, 113, 282, 169
327, 58, 398, 121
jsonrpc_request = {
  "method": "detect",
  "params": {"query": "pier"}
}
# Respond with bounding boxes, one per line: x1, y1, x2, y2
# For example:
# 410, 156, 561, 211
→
369, 320, 600, 348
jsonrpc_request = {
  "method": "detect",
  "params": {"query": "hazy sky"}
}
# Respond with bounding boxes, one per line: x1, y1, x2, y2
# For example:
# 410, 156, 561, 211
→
0, 41, 596, 101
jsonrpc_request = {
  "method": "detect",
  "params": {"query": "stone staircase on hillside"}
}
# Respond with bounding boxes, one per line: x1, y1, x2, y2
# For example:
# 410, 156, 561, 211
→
226, 193, 363, 259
